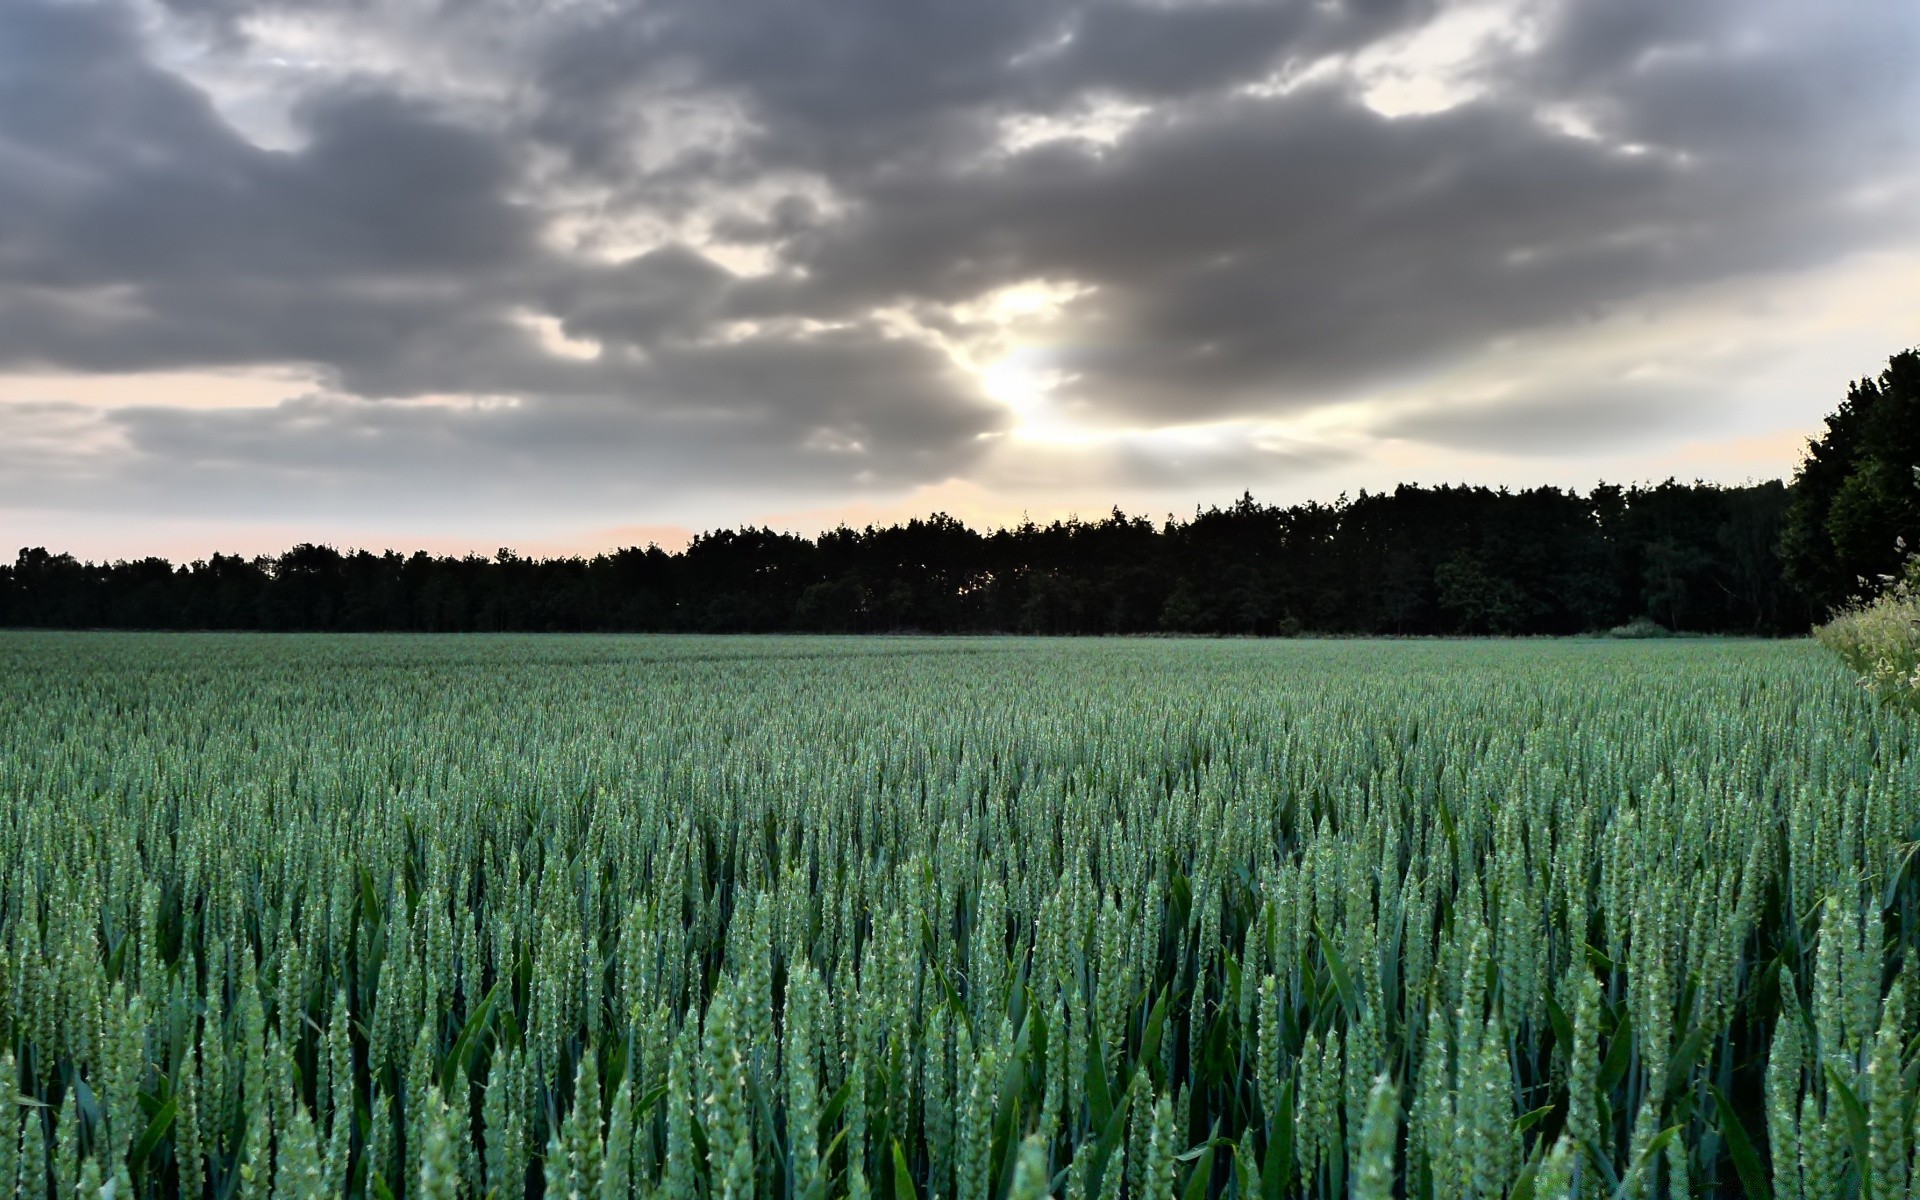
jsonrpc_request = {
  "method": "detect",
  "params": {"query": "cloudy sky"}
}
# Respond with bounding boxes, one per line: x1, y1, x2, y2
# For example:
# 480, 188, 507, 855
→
3, 0, 1918, 559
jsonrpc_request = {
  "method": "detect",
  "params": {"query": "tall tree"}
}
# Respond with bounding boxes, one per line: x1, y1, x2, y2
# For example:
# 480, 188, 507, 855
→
1781, 348, 1920, 613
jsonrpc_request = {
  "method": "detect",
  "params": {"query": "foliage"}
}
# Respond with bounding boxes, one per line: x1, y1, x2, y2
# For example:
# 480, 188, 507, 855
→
0, 633, 1916, 1200
1817, 539, 1920, 714
1604, 617, 1673, 640
1782, 349, 1920, 614
1, 481, 1809, 635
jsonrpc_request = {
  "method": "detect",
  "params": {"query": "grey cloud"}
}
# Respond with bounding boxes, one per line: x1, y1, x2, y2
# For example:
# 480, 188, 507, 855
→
3, 0, 1918, 515
0, 401, 121, 478
547, 245, 735, 347
0, 22, 534, 288
1538, 0, 1917, 175
0, 0, 1006, 489
1046, 0, 1426, 99
0, 0, 541, 386
1106, 435, 1358, 491
757, 91, 1643, 403
0, 340, 1005, 523
765, 28, 1917, 423
525, 0, 1434, 188
647, 328, 1009, 461
76, 366, 991, 518
648, 0, 1916, 438
1376, 381, 1729, 456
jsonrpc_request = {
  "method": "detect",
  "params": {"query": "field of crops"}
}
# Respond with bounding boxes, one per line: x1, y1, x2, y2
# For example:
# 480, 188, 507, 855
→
1, 632, 1916, 1200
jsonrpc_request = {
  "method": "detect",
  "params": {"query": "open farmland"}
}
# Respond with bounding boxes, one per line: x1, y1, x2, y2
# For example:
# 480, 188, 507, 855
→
1, 633, 1916, 1200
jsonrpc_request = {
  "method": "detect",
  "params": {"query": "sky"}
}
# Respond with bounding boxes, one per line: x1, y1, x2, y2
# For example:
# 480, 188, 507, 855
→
2, 0, 1918, 561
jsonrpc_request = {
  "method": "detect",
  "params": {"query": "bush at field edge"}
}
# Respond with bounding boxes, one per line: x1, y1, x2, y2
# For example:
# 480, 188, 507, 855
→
1817, 544, 1920, 713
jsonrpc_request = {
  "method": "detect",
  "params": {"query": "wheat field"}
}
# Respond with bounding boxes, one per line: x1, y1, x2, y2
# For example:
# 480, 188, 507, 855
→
0, 632, 1914, 1200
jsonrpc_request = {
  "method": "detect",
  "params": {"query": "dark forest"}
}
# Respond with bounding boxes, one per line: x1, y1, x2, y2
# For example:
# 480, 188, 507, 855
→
0, 481, 1814, 635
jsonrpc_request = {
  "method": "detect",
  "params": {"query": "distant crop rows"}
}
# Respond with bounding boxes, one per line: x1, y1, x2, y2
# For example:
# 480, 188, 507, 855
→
0, 633, 1915, 1200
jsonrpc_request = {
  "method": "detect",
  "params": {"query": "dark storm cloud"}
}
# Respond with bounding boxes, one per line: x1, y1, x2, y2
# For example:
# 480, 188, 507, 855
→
543, 245, 735, 347
0, 12, 533, 283
0, 0, 1007, 494
758, 85, 1705, 412
1, 0, 1916, 507
523, 0, 1434, 190
745, 8, 1918, 424
0, 0, 539, 383
517, 0, 1918, 436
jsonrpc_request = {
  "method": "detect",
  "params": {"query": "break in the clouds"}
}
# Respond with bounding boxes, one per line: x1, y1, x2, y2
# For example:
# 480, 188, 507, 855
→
2, 0, 1918, 555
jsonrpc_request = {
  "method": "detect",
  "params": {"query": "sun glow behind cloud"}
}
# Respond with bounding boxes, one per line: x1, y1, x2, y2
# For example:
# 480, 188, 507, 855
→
951, 279, 1108, 444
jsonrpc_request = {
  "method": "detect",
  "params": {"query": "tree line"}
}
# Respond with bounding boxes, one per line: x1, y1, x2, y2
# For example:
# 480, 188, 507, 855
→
5, 350, 1914, 637
0, 480, 1814, 635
